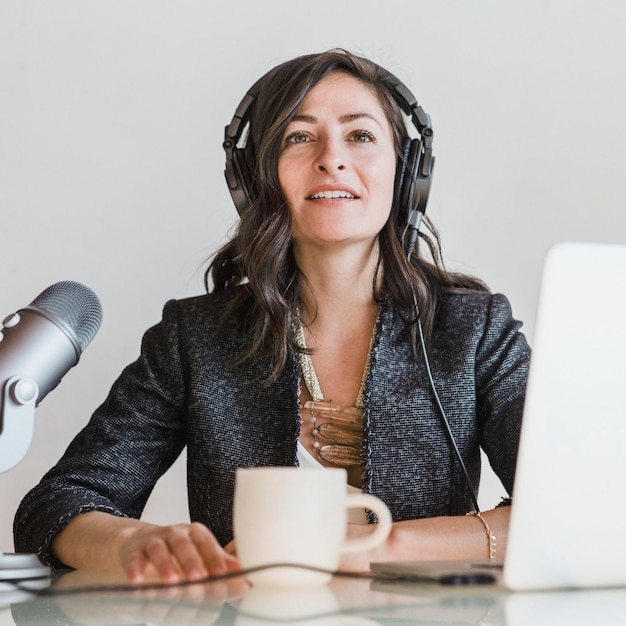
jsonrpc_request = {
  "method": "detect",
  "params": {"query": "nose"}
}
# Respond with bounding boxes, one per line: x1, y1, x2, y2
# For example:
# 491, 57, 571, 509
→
315, 136, 346, 173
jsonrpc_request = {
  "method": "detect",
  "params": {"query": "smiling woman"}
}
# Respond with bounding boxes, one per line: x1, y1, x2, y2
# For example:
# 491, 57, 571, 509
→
14, 49, 530, 584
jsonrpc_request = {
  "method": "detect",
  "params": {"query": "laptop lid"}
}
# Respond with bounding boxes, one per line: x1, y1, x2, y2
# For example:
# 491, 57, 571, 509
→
503, 241, 626, 590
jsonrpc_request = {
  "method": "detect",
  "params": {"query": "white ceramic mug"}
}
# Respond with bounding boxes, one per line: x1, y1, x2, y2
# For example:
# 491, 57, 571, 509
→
233, 467, 392, 587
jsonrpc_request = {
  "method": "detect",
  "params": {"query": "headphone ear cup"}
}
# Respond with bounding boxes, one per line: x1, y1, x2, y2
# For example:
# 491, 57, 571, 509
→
230, 141, 256, 216
225, 149, 249, 216
393, 138, 410, 217
224, 76, 266, 217
394, 138, 422, 227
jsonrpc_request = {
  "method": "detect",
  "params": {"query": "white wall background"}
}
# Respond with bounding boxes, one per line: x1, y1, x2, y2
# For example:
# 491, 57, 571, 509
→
1, 0, 625, 553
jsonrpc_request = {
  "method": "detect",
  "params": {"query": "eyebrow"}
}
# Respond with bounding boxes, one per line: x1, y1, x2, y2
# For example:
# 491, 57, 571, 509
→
290, 112, 383, 126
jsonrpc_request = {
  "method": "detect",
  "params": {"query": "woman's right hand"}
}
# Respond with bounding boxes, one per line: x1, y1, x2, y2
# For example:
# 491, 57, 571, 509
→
53, 512, 241, 584
117, 520, 242, 584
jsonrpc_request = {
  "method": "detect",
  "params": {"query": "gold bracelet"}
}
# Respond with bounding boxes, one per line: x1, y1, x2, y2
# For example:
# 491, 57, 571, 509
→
467, 511, 497, 561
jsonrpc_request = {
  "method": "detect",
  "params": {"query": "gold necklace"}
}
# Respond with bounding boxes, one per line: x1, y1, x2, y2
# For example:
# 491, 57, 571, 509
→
296, 312, 378, 467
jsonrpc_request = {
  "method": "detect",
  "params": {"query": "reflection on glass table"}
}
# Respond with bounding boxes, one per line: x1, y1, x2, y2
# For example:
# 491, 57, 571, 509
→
4, 567, 626, 625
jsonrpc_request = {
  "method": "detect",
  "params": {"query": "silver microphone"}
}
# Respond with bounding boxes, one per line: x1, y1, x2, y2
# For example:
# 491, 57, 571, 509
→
0, 281, 102, 472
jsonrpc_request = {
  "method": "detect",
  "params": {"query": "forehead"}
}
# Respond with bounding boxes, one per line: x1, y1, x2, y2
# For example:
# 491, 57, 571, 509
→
294, 72, 388, 121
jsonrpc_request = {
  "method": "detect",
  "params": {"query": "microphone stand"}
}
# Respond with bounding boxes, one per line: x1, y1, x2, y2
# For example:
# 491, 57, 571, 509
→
0, 380, 51, 584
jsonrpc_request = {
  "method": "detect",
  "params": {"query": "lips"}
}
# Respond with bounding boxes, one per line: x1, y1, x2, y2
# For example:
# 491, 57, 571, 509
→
308, 190, 354, 199
306, 187, 359, 200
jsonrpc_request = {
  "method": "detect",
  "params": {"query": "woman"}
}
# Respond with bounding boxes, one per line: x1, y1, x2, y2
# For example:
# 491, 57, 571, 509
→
14, 49, 530, 584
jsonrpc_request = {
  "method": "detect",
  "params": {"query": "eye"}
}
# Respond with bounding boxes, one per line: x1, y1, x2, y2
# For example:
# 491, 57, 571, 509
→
284, 131, 310, 145
351, 129, 376, 143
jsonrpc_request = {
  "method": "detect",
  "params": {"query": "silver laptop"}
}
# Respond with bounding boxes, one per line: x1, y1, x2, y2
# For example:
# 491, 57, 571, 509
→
372, 241, 626, 591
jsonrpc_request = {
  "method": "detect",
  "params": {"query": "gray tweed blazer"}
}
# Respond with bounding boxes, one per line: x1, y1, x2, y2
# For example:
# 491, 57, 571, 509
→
14, 288, 530, 568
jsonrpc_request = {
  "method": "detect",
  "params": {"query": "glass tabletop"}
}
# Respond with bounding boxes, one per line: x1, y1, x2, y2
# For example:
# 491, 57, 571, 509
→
3, 568, 626, 625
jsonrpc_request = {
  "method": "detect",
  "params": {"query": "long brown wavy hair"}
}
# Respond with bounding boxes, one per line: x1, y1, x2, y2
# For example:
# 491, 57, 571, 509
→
205, 49, 488, 381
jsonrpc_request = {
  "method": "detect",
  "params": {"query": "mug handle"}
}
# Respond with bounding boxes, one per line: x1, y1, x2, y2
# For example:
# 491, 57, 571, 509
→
340, 493, 393, 555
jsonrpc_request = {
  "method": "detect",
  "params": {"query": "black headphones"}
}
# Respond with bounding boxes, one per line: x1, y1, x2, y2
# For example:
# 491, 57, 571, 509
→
223, 63, 435, 229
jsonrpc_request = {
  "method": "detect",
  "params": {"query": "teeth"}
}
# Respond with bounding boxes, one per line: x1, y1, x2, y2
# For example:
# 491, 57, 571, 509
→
310, 190, 355, 199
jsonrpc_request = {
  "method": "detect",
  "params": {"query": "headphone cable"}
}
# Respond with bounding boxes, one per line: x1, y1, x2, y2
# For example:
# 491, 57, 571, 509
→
406, 220, 480, 513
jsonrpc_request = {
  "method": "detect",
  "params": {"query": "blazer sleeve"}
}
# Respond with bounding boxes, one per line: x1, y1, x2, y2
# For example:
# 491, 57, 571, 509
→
13, 300, 188, 568
475, 293, 531, 496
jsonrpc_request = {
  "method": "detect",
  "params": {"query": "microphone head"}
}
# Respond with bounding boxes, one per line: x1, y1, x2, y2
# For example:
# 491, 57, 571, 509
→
28, 281, 103, 353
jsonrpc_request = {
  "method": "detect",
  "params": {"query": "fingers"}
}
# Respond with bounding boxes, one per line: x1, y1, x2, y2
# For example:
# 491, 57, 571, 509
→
188, 522, 239, 576
143, 528, 188, 583
125, 545, 152, 584
119, 522, 241, 585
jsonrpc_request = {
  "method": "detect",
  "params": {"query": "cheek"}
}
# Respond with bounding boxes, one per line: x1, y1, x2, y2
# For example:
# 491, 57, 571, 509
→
362, 146, 397, 184
277, 162, 299, 225
277, 158, 295, 201
370, 159, 397, 206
